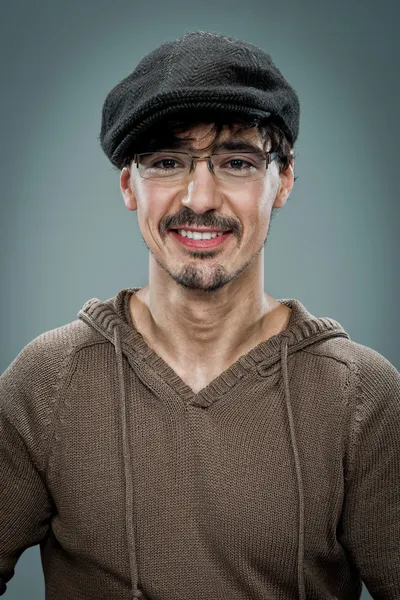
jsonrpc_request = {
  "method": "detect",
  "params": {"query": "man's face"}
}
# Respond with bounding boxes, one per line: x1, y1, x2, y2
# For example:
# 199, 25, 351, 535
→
120, 123, 293, 292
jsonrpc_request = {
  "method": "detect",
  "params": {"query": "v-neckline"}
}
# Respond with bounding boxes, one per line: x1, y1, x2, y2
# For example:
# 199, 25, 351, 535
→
118, 288, 299, 405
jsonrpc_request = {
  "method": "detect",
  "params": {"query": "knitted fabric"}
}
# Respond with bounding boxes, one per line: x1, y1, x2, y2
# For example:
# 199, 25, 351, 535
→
1, 288, 399, 599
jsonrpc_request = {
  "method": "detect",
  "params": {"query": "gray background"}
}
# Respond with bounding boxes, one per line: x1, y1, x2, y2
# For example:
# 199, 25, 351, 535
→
1, 0, 399, 598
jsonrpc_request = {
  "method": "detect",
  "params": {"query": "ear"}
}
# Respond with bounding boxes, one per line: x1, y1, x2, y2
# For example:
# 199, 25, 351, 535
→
273, 157, 295, 209
120, 166, 137, 211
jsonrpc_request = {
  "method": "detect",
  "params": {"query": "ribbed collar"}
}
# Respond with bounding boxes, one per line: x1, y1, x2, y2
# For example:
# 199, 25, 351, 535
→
78, 287, 350, 404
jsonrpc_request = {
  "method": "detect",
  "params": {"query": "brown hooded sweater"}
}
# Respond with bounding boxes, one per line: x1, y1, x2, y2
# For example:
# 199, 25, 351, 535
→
0, 287, 399, 600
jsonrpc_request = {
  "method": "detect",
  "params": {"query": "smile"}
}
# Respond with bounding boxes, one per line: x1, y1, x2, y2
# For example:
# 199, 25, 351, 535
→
168, 229, 233, 249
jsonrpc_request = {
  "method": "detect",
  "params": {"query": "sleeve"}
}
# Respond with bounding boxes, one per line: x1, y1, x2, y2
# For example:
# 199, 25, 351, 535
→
338, 348, 400, 599
0, 413, 54, 595
0, 333, 65, 595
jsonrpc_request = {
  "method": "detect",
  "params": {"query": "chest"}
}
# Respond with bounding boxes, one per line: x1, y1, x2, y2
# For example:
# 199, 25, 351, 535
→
47, 358, 347, 583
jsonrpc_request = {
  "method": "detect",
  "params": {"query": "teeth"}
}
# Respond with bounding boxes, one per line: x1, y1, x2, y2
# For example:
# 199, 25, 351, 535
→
177, 230, 226, 240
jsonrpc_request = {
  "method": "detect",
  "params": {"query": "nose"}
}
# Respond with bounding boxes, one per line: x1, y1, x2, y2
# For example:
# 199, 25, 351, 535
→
181, 158, 223, 214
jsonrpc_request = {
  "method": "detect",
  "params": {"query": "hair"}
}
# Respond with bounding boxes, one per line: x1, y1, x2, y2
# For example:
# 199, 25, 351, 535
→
121, 110, 297, 181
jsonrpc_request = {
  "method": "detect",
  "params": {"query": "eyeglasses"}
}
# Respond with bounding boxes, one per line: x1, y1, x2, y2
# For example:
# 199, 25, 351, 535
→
134, 150, 278, 183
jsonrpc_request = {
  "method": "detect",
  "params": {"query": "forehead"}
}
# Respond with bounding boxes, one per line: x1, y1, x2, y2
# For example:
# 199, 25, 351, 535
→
174, 123, 266, 152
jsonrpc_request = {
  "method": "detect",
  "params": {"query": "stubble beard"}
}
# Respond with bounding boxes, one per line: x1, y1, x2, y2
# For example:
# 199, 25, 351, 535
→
146, 221, 272, 293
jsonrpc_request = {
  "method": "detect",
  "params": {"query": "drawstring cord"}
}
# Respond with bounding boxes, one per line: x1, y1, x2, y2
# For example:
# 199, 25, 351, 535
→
281, 337, 306, 599
114, 326, 143, 599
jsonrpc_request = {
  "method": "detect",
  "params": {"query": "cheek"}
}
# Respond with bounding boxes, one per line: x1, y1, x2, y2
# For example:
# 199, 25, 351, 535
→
257, 175, 280, 217
134, 182, 177, 234
239, 181, 273, 224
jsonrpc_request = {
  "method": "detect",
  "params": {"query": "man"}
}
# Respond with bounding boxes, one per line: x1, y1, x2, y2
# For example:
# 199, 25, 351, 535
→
0, 31, 399, 600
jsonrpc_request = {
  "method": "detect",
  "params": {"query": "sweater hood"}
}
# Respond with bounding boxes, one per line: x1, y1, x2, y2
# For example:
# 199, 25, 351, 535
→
78, 287, 350, 600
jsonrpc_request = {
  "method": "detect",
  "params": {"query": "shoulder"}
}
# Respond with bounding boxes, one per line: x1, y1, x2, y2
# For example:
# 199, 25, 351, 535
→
2, 317, 105, 386
304, 337, 399, 419
304, 336, 398, 377
0, 319, 106, 461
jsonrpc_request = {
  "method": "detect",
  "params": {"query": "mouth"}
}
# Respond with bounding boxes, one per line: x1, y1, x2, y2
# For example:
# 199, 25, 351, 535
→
168, 228, 233, 249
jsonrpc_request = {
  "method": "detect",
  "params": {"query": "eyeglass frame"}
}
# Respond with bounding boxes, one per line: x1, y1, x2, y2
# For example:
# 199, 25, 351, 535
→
133, 150, 279, 182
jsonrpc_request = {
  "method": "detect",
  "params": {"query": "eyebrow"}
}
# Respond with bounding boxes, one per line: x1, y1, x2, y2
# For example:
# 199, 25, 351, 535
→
163, 140, 264, 154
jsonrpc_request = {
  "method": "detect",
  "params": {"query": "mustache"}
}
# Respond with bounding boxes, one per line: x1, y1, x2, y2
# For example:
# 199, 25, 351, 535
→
160, 208, 242, 237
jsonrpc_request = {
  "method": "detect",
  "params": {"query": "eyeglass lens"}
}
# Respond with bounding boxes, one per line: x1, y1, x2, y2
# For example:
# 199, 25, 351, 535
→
136, 151, 268, 182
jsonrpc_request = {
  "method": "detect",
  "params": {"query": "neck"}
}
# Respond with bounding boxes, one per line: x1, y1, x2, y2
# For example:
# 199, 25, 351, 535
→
130, 256, 287, 371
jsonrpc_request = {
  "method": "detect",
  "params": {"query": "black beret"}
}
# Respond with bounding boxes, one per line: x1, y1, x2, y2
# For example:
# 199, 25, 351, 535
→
100, 31, 300, 169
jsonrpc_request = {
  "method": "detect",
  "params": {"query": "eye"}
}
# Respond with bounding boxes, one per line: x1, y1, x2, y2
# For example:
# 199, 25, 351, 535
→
213, 152, 264, 173
151, 158, 182, 170
218, 156, 260, 173
224, 158, 254, 170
